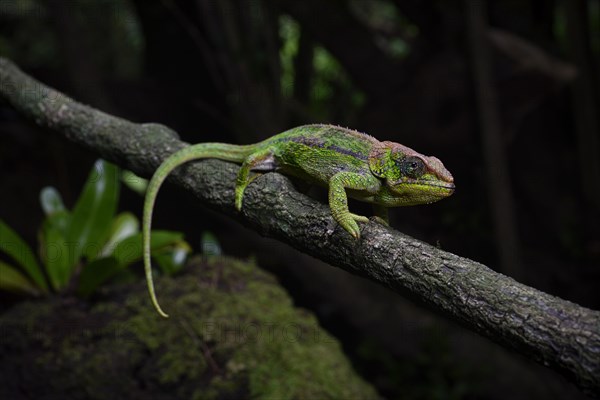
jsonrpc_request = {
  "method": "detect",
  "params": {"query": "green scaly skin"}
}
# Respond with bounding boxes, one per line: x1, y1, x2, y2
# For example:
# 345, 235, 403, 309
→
143, 124, 455, 317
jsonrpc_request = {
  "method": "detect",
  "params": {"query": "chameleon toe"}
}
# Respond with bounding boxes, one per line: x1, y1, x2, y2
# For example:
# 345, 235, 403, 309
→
350, 213, 370, 223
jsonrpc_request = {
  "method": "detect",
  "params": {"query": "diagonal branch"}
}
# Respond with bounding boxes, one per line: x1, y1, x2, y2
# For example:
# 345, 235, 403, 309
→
0, 57, 598, 396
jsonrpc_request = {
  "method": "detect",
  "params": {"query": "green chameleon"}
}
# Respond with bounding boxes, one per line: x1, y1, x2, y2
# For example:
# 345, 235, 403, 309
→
143, 124, 455, 317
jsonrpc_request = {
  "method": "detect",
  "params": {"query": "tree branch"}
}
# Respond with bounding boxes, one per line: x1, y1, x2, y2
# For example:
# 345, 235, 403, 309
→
0, 57, 598, 396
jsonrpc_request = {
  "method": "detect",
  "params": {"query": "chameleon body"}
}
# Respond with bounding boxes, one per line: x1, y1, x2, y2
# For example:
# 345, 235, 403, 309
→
143, 124, 455, 317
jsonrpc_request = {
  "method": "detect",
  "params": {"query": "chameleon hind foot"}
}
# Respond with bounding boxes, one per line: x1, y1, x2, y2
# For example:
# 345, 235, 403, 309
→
234, 147, 275, 211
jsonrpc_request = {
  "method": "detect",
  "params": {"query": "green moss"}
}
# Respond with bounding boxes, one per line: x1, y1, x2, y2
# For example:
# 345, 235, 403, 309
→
0, 256, 378, 399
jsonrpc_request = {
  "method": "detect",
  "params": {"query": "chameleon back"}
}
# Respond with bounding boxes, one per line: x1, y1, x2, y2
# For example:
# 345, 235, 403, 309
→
263, 125, 378, 185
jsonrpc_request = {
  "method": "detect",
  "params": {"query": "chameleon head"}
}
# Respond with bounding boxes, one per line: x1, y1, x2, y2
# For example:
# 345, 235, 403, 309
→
369, 141, 455, 206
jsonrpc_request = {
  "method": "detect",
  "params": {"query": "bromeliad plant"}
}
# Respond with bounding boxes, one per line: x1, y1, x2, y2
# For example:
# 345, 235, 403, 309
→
0, 160, 190, 297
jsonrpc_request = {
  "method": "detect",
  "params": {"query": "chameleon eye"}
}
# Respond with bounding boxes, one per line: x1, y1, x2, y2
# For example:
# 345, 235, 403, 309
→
398, 156, 425, 179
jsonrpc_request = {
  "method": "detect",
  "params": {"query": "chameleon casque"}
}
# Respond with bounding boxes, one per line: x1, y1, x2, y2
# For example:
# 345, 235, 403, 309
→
143, 124, 455, 317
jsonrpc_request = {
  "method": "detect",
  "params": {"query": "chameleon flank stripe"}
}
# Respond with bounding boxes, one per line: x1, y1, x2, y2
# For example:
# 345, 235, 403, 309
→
143, 124, 455, 317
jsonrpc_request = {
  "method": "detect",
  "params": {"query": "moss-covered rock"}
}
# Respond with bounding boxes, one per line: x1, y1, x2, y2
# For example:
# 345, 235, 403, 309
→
0, 256, 378, 399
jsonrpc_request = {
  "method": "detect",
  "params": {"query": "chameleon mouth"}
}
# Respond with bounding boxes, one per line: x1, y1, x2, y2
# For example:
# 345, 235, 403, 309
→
402, 181, 455, 199
389, 179, 455, 200
403, 180, 455, 191
424, 182, 455, 191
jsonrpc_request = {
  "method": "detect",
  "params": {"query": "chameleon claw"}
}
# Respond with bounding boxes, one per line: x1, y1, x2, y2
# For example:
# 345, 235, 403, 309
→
348, 227, 361, 240
370, 216, 389, 226
339, 216, 362, 239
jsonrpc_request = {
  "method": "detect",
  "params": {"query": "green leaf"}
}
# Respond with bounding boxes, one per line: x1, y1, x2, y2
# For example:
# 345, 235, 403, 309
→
201, 231, 222, 256
154, 240, 191, 275
0, 261, 40, 295
41, 209, 70, 240
76, 231, 185, 297
77, 256, 120, 297
121, 170, 148, 195
40, 186, 66, 216
111, 230, 184, 267
39, 217, 72, 291
0, 219, 48, 292
66, 159, 120, 263
99, 212, 139, 258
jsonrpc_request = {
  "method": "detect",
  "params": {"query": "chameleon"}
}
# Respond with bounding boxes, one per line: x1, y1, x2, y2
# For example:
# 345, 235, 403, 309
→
143, 124, 455, 317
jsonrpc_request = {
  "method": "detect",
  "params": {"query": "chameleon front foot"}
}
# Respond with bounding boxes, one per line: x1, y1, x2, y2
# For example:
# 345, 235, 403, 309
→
328, 171, 381, 240
337, 213, 369, 239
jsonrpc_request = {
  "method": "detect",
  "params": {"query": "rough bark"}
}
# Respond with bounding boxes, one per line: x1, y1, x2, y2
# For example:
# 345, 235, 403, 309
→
0, 57, 599, 396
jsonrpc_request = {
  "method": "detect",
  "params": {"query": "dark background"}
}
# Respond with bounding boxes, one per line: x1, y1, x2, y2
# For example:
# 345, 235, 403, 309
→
0, 1, 599, 399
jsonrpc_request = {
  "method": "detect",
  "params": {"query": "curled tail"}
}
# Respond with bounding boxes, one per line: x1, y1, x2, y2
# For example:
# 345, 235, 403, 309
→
143, 142, 256, 317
